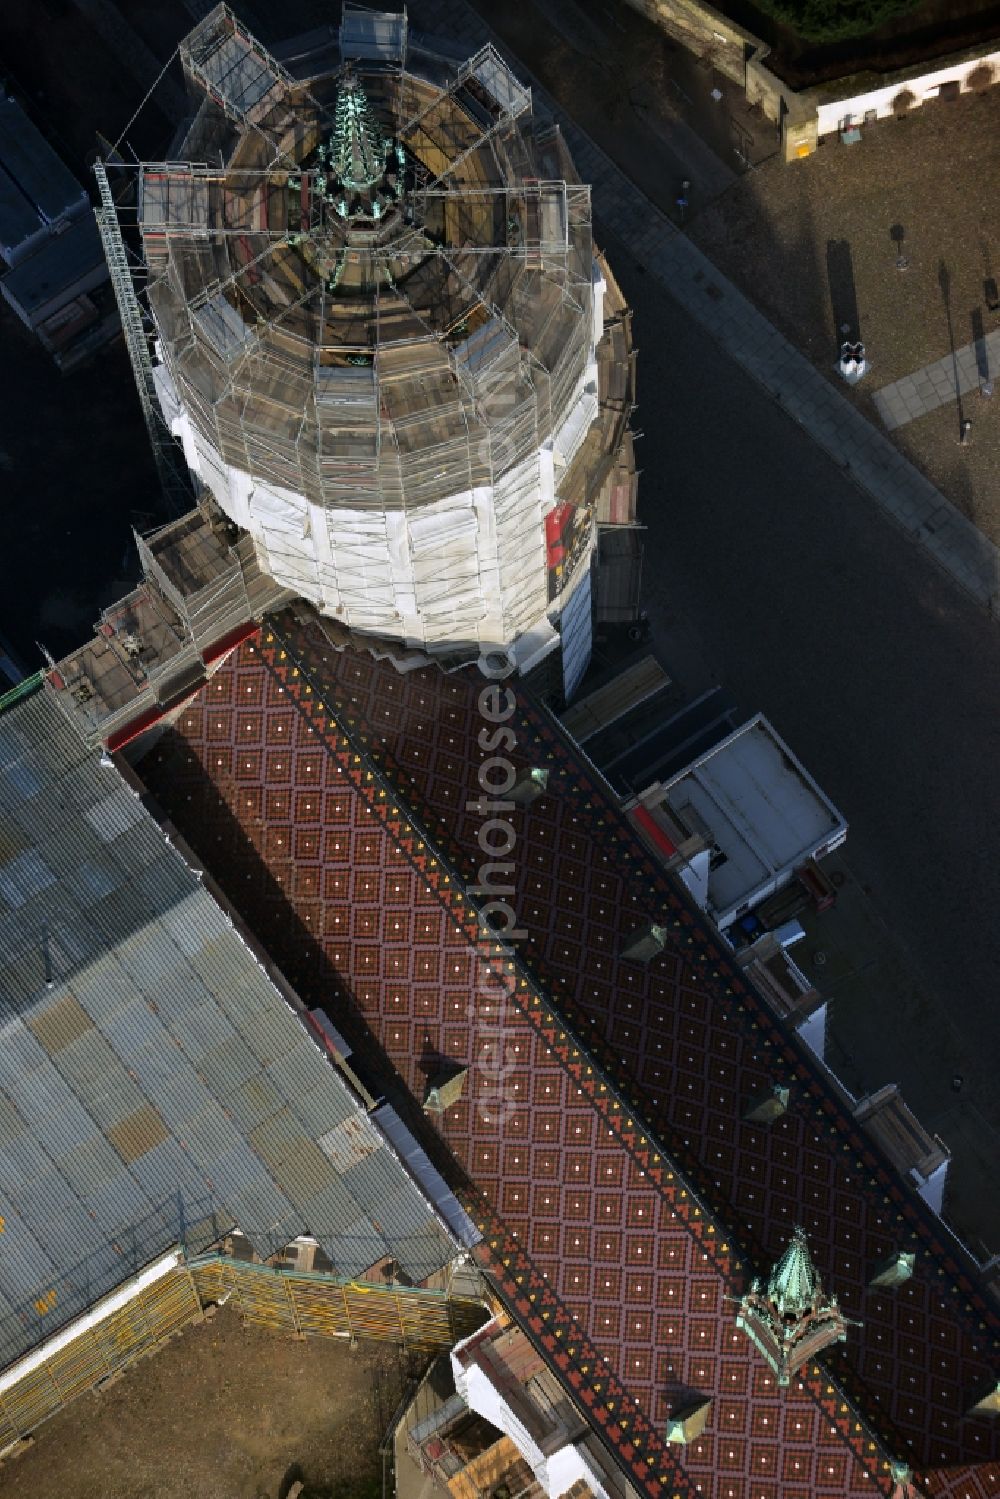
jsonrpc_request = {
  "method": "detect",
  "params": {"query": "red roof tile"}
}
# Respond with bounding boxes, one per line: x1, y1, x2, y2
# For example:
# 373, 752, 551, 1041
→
135, 615, 999, 1499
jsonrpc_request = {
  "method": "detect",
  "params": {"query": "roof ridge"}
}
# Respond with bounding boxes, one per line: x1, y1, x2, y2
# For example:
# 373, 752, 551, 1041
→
264, 616, 740, 1273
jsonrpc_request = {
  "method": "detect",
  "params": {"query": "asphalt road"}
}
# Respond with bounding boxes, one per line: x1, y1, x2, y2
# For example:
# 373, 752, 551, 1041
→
601, 218, 1000, 1165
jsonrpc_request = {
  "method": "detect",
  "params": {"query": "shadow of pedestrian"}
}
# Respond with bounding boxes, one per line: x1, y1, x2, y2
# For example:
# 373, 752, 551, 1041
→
278, 1463, 306, 1499
971, 306, 990, 384
889, 222, 910, 271
826, 239, 860, 350
938, 259, 966, 434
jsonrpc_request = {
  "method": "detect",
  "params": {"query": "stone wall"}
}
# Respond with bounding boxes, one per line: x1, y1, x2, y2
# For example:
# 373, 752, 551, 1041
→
621, 0, 1000, 161
814, 45, 1000, 136
620, 0, 756, 84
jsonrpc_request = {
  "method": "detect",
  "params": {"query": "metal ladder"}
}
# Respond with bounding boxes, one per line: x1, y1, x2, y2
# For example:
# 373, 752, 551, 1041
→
94, 160, 191, 515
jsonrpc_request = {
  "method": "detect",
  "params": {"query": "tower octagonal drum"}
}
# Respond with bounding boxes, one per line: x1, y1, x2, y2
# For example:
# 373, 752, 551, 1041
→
137, 5, 637, 695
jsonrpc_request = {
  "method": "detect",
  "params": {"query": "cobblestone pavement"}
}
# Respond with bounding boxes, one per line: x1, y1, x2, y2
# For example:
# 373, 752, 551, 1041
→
875, 327, 1000, 429
405, 0, 1000, 617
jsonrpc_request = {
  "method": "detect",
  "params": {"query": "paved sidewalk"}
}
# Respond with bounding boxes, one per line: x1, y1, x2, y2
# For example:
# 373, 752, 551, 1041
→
408, 0, 1000, 617
874, 328, 1000, 430
561, 139, 1000, 617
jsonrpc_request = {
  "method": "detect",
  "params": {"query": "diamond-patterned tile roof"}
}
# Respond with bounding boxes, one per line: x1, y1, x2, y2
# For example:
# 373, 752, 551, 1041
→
135, 612, 999, 1499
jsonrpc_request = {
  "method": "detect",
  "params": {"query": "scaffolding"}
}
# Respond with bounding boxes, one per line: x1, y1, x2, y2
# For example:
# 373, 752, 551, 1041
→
46, 503, 289, 748
93, 161, 191, 515
0, 1248, 484, 1454
101, 3, 636, 663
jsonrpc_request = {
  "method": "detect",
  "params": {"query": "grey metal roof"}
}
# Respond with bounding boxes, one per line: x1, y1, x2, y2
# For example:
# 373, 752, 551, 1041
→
0, 686, 456, 1371
0, 213, 106, 322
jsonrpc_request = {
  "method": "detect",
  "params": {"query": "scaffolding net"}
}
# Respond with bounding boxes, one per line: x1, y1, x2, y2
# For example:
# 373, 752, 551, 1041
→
108, 4, 635, 655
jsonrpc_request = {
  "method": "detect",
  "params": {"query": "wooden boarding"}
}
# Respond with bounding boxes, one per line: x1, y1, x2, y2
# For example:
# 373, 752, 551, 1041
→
562, 655, 669, 744
0, 1254, 484, 1455
187, 1255, 485, 1353
447, 1436, 541, 1499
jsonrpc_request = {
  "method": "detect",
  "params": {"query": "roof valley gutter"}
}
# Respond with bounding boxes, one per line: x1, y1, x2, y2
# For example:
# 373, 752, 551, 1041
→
0, 670, 43, 715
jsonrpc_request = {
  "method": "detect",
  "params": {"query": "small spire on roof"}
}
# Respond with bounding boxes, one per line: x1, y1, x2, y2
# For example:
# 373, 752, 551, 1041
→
768, 1226, 818, 1316
735, 1227, 849, 1385
889, 1460, 916, 1499
330, 68, 387, 194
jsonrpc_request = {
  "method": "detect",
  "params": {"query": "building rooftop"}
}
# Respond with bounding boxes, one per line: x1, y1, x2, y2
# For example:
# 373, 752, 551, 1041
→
134, 610, 999, 1499
656, 714, 847, 929
0, 681, 456, 1371
0, 213, 105, 323
0, 93, 87, 265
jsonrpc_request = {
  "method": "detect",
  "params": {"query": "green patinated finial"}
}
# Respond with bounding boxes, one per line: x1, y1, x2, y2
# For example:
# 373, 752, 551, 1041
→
768, 1226, 819, 1316
735, 1226, 848, 1385
330, 70, 387, 193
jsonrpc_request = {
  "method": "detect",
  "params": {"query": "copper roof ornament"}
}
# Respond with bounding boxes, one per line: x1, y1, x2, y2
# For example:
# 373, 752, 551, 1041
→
735, 1226, 849, 1385
329, 69, 388, 195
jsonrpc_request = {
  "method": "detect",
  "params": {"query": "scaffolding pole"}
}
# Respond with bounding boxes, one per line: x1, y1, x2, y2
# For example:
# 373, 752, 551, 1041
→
94, 160, 192, 516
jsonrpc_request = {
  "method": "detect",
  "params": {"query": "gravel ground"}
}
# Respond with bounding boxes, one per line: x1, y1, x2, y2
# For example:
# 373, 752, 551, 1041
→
688, 84, 1000, 542
0, 1309, 420, 1499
